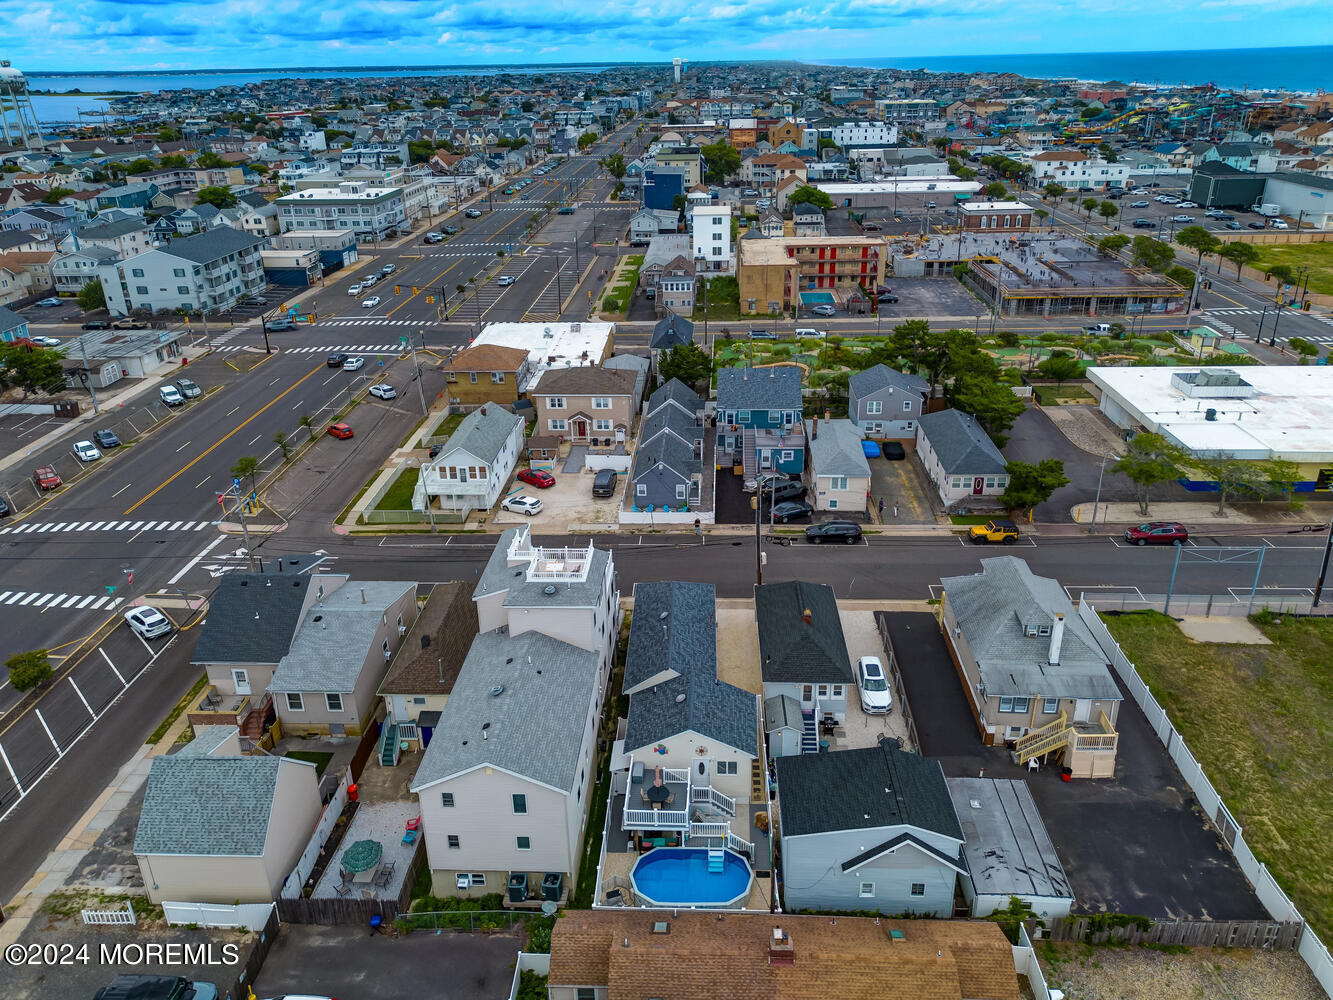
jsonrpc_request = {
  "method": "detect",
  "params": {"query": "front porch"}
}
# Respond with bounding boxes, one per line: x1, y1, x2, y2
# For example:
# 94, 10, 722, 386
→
187, 686, 272, 742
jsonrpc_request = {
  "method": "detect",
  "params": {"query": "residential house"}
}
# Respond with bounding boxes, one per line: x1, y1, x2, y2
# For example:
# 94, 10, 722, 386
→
409, 629, 602, 899
547, 910, 1021, 1000
791, 202, 826, 237
534, 367, 637, 445
646, 377, 703, 421
1, 207, 74, 237
940, 556, 1121, 776
653, 253, 696, 317
0, 265, 31, 306
99, 227, 267, 317
740, 152, 807, 190
755, 580, 853, 730
601, 353, 650, 406
0, 304, 30, 341
0, 250, 54, 294
133, 752, 321, 904
650, 314, 694, 353
59, 218, 155, 258
1028, 150, 1129, 190
417, 403, 525, 515
629, 430, 701, 512
848, 363, 929, 438
442, 344, 531, 410
52, 245, 120, 296
805, 417, 870, 513
628, 207, 678, 245
915, 408, 1008, 507
757, 209, 784, 237
266, 581, 418, 738
737, 235, 887, 315
640, 233, 692, 306
775, 743, 965, 915
716, 366, 806, 477
93, 181, 162, 212
690, 204, 733, 274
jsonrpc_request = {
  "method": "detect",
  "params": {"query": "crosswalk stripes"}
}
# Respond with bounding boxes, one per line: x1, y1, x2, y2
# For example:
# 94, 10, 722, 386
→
0, 590, 124, 611
0, 520, 214, 536
318, 318, 445, 327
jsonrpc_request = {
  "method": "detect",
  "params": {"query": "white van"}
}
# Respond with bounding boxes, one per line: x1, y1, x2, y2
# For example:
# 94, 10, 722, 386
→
1083, 323, 1112, 335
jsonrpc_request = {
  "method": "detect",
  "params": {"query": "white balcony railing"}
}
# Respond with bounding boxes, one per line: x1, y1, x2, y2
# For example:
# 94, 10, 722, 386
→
691, 785, 736, 817
624, 808, 688, 830
726, 832, 755, 855
689, 821, 729, 839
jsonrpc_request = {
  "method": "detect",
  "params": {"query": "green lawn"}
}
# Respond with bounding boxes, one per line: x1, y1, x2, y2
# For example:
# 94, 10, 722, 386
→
285, 750, 334, 777
375, 467, 420, 511
1104, 611, 1333, 941
1033, 385, 1095, 405
1247, 241, 1333, 296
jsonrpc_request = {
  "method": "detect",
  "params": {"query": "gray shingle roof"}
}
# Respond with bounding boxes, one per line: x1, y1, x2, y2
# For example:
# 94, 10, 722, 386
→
536, 366, 636, 397
474, 527, 525, 601
764, 694, 803, 733
940, 556, 1119, 700
267, 581, 413, 695
917, 408, 1006, 476
410, 630, 599, 792
191, 570, 313, 665
175, 725, 236, 757
624, 671, 757, 756
717, 366, 802, 410
74, 218, 149, 240
631, 432, 698, 482
638, 406, 700, 451
651, 315, 695, 350
164, 226, 266, 263
848, 363, 928, 401
438, 403, 523, 466
775, 743, 963, 841
134, 756, 292, 856
647, 378, 701, 415
624, 581, 715, 692
506, 547, 611, 609
755, 580, 852, 685
0, 305, 26, 334
807, 418, 870, 479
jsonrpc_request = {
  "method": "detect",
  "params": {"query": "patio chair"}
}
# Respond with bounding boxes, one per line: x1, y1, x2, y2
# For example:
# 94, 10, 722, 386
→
402, 829, 418, 846
334, 881, 352, 897
381, 860, 397, 877
373, 867, 392, 888
639, 789, 651, 805
664, 792, 675, 806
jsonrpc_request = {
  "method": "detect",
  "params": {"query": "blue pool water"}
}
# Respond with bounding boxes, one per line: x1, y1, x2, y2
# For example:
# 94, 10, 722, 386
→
631, 848, 752, 906
800, 291, 835, 305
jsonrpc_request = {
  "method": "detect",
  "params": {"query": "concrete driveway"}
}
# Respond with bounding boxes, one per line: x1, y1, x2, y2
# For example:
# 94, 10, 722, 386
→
867, 450, 940, 524
492, 463, 625, 530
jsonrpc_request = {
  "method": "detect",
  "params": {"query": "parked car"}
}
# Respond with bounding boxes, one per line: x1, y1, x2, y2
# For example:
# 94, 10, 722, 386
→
810, 303, 837, 317
0, 496, 9, 517
592, 468, 618, 497
855, 656, 893, 714
1171, 214, 1194, 224
1270, 219, 1289, 230
124, 606, 173, 639
881, 441, 906, 460
1179, 201, 1198, 209
805, 520, 863, 544
465, 208, 483, 218
1130, 200, 1150, 208
381, 263, 397, 275
30, 335, 61, 347
111, 318, 146, 329
33, 466, 61, 491
743, 471, 789, 493
760, 479, 806, 504
501, 494, 543, 516
517, 468, 556, 489
368, 383, 397, 400
327, 422, 354, 439
327, 353, 348, 367
348, 283, 364, 295
877, 293, 899, 304
424, 232, 445, 244
968, 519, 1020, 544
861, 222, 882, 232
93, 429, 121, 449
362, 275, 378, 287
176, 377, 201, 399
73, 440, 101, 462
81, 320, 110, 330
343, 356, 365, 372
1247, 221, 1266, 230
1124, 521, 1188, 545
443, 225, 460, 234
497, 275, 516, 286
362, 295, 381, 308
1205, 210, 1234, 220
770, 499, 814, 523
158, 385, 184, 406
1225, 221, 1243, 230
33, 297, 61, 307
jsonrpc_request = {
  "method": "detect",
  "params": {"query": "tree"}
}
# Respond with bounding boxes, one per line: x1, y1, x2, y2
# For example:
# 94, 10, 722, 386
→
1131, 235, 1174, 272
6, 649, 51, 693
788, 185, 833, 212
41, 187, 75, 204
657, 342, 712, 390
817, 137, 839, 153
273, 430, 292, 461
1037, 350, 1083, 385
1079, 105, 1101, 119
1176, 225, 1220, 267
1097, 142, 1119, 163
195, 150, 227, 169
230, 455, 261, 498
950, 373, 1026, 446
984, 181, 1008, 199
1043, 182, 1066, 201
1097, 200, 1118, 224
1220, 241, 1261, 278
1099, 233, 1130, 256
76, 278, 105, 312
1000, 459, 1069, 515
1263, 458, 1303, 510
1288, 337, 1320, 362
1081, 196, 1098, 216
194, 185, 236, 209
597, 152, 626, 182
1266, 263, 1294, 285
406, 139, 435, 164
986, 895, 1047, 945
956, 165, 978, 181
1114, 432, 1188, 516
0, 343, 65, 397
299, 414, 316, 442
160, 153, 189, 169
1193, 454, 1268, 516
577, 132, 598, 150
1165, 264, 1196, 290
125, 158, 156, 174
699, 140, 741, 184
1033, 208, 1049, 227
521, 100, 535, 113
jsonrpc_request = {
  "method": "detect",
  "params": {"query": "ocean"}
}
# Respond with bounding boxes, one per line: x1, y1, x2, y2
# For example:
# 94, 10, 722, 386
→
818, 45, 1333, 94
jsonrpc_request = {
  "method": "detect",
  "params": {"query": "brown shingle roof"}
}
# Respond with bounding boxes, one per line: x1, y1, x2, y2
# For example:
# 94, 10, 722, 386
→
377, 582, 477, 697
1032, 150, 1087, 161
536, 366, 636, 397
445, 343, 529, 373
549, 911, 1021, 1000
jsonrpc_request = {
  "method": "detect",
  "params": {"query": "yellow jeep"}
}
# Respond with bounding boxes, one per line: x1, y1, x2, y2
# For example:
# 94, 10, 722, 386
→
968, 519, 1020, 544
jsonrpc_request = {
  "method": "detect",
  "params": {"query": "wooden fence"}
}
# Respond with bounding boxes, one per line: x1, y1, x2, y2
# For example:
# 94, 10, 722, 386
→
348, 714, 383, 782
222, 905, 280, 1000
276, 837, 424, 926
1047, 916, 1304, 950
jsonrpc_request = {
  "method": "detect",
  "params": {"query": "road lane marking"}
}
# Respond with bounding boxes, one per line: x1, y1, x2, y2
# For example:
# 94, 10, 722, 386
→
99, 647, 126, 684
168, 534, 226, 584
77, 595, 96, 608
247, 433, 263, 445
226, 406, 240, 416
175, 440, 191, 452
195, 475, 210, 488
111, 482, 132, 498
60, 595, 81, 608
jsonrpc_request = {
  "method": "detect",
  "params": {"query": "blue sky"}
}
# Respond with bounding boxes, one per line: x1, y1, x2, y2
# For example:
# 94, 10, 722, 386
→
4, 0, 1331, 73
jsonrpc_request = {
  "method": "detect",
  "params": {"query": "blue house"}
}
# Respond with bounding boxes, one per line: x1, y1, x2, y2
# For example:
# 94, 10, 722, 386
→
642, 166, 685, 211
0, 304, 30, 343
95, 182, 160, 212
716, 366, 806, 478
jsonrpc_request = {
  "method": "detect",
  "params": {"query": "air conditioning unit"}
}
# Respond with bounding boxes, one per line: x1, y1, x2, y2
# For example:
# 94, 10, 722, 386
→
398, 625, 408, 636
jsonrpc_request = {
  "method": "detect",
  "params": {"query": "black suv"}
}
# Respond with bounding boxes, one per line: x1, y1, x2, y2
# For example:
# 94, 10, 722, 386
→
770, 499, 813, 523
760, 479, 807, 504
592, 468, 619, 497
805, 520, 863, 544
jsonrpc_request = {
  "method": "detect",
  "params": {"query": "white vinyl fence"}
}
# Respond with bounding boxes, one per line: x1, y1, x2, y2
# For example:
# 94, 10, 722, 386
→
1013, 922, 1052, 1000
163, 901, 274, 930
82, 900, 135, 925
280, 769, 350, 900
1079, 599, 1333, 998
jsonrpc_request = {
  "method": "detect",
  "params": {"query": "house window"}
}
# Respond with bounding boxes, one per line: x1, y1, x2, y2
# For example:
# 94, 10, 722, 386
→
829, 499, 838, 509
491, 372, 505, 383
447, 835, 460, 849
469, 873, 486, 886
546, 396, 566, 409
516, 836, 531, 851
829, 475, 848, 491
716, 760, 738, 775
860, 882, 875, 898
576, 990, 596, 1000
131, 268, 144, 277
285, 692, 304, 711
910, 883, 926, 897
903, 400, 913, 412
549, 419, 567, 431
737, 410, 750, 423
998, 697, 1031, 713
1037, 625, 1050, 636
469, 372, 478, 383
866, 400, 882, 415
636, 484, 646, 496
136, 286, 149, 295
676, 484, 687, 500
325, 693, 343, 712
594, 419, 612, 432
781, 450, 794, 462
441, 793, 455, 807
1042, 697, 1060, 715
177, 285, 189, 295
817, 684, 829, 698
173, 268, 185, 277
832, 684, 844, 698
512, 793, 527, 814
592, 396, 611, 409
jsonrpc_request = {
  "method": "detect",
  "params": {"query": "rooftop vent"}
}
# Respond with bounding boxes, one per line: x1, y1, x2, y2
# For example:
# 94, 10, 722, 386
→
543, 585, 557, 596
675, 693, 687, 704
313, 615, 322, 622
490, 685, 505, 697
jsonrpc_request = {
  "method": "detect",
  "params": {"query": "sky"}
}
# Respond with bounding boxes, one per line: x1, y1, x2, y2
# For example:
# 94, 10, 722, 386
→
3, 0, 1331, 73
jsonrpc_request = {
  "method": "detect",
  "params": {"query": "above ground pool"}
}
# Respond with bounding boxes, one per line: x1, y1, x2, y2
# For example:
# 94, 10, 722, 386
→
630, 847, 753, 907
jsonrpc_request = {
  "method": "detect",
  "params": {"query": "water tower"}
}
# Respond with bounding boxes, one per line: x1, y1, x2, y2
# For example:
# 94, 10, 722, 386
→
0, 61, 45, 150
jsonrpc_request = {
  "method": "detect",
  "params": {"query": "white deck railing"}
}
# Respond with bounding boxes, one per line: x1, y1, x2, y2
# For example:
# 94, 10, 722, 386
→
689, 821, 730, 838
623, 807, 688, 829
726, 832, 754, 855
691, 785, 736, 817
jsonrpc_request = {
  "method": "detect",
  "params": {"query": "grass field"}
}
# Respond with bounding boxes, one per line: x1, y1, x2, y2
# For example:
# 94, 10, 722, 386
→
375, 467, 420, 511
1103, 611, 1333, 941
284, 750, 334, 777
1248, 241, 1333, 296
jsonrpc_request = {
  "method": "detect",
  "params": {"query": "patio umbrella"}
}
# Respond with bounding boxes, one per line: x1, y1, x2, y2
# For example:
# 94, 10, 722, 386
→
342, 839, 383, 874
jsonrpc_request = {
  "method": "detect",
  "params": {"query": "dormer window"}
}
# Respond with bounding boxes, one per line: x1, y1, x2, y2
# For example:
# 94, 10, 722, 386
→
1038, 625, 1051, 636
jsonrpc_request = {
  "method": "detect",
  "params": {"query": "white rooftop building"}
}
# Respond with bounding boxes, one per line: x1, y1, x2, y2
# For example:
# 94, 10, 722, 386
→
470, 322, 615, 392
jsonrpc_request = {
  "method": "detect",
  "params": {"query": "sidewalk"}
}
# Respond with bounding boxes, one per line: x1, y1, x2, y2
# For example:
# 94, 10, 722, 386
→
1043, 498, 1331, 535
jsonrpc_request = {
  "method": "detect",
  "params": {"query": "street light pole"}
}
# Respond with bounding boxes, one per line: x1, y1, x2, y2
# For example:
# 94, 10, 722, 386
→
411, 328, 429, 416
1088, 456, 1107, 534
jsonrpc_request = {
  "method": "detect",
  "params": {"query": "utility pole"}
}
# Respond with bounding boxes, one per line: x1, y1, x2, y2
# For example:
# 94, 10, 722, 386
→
1313, 510, 1333, 607
1088, 456, 1107, 534
752, 493, 763, 586
78, 335, 99, 414
410, 331, 428, 416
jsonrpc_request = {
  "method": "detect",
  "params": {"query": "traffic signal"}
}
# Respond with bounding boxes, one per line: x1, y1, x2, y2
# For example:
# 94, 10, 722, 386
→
394, 285, 401, 294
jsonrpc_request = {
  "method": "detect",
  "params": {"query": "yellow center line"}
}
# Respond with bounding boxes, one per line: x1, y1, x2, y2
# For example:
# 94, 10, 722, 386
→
124, 363, 327, 515
386, 210, 532, 318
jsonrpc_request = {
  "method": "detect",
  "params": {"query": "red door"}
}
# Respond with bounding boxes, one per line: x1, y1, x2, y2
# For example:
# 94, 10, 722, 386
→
972, 477, 984, 495
575, 419, 588, 439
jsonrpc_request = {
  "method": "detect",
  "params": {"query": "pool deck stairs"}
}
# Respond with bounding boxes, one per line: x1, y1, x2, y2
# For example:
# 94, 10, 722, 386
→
707, 849, 725, 873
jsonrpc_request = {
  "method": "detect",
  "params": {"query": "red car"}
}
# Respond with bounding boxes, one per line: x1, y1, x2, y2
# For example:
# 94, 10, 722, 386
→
516, 468, 555, 489
327, 422, 354, 440
1124, 521, 1188, 546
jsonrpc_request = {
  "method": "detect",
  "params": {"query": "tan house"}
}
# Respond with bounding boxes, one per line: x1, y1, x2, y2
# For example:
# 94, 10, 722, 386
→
0, 264, 33, 306
0, 251, 55, 292
377, 581, 479, 737
738, 235, 887, 315
940, 557, 1121, 778
547, 910, 1021, 1000
133, 748, 322, 904
533, 366, 637, 445
443, 343, 531, 410
267, 581, 419, 738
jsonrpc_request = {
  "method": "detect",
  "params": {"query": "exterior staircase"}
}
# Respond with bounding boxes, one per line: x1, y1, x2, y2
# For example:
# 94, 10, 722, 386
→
742, 427, 757, 481
1014, 713, 1071, 765
800, 710, 819, 754
751, 759, 764, 801
379, 722, 400, 767
707, 849, 725, 873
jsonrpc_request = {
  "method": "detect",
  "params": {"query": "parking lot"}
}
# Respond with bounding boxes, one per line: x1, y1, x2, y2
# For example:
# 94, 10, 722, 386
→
867, 448, 941, 524
873, 275, 985, 321
491, 457, 626, 529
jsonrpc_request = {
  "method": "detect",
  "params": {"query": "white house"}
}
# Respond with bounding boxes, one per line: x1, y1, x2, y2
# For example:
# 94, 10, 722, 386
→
276, 180, 406, 241
690, 204, 732, 275
915, 409, 1009, 507
416, 403, 525, 516
1028, 151, 1130, 190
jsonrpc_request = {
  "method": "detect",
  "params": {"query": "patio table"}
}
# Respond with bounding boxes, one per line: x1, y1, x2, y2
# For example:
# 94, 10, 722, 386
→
342, 839, 383, 884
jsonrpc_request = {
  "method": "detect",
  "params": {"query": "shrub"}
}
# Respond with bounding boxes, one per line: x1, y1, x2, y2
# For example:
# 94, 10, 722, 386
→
7, 649, 52, 692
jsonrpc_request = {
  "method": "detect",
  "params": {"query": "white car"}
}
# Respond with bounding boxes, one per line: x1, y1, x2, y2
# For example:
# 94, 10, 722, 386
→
1179, 201, 1198, 209
125, 605, 173, 639
497, 275, 515, 286
343, 356, 365, 372
159, 385, 185, 406
855, 656, 893, 715
31, 335, 61, 347
1270, 219, 1289, 229
501, 494, 543, 516
362, 296, 381, 308
1171, 214, 1193, 223
73, 440, 101, 462
381, 263, 397, 275
362, 275, 379, 287
368, 383, 396, 400
794, 328, 825, 339
347, 283, 363, 296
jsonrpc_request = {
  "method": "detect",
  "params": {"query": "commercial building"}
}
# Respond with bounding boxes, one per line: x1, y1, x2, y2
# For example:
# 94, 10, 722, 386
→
1258, 173, 1333, 229
813, 178, 982, 209
270, 229, 358, 274
1028, 151, 1130, 190
469, 321, 615, 391
958, 200, 1034, 233
276, 180, 406, 242
737, 235, 886, 315
98, 227, 267, 317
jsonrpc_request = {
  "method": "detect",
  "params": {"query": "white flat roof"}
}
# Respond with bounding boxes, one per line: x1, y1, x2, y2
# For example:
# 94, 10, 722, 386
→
959, 201, 1033, 212
1088, 364, 1333, 462
473, 322, 615, 388
815, 179, 982, 195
